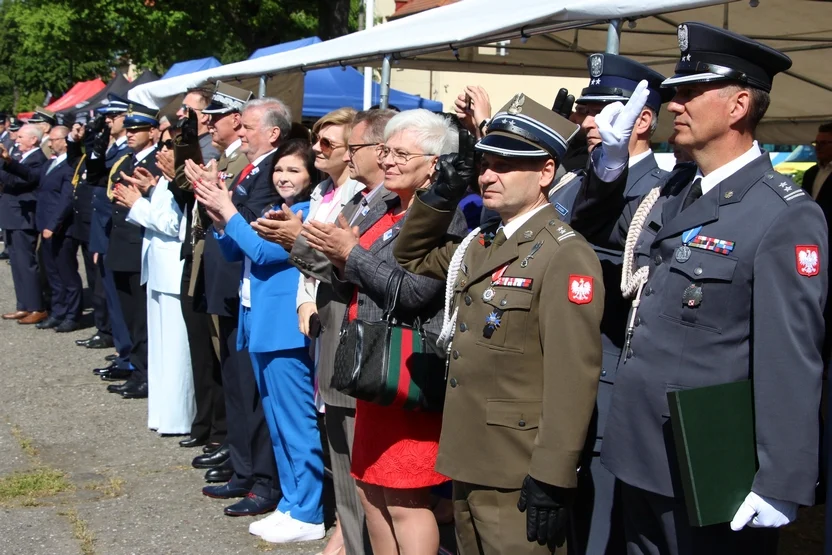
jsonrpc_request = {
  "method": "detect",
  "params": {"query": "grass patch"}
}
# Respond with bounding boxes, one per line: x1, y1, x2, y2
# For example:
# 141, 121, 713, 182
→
0, 468, 72, 502
85, 477, 125, 498
9, 424, 38, 458
58, 508, 96, 555
255, 539, 277, 551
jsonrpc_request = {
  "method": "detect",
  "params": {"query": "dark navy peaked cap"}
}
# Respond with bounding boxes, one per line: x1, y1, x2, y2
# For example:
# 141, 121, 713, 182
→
123, 102, 159, 129
98, 94, 130, 115
577, 53, 673, 112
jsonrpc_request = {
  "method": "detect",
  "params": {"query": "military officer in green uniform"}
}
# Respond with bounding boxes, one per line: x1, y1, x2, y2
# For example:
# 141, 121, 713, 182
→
394, 94, 605, 554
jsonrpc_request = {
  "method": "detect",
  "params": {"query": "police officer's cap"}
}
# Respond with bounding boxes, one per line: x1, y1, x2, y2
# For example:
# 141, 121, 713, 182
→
123, 103, 159, 130
663, 22, 791, 93
28, 108, 57, 127
476, 93, 579, 161
9, 117, 21, 131
578, 54, 673, 112
203, 81, 254, 115
98, 94, 130, 115
0, 114, 6, 124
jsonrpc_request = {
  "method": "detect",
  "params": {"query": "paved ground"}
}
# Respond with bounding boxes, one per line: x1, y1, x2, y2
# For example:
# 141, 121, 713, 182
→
0, 259, 329, 555
0, 255, 826, 555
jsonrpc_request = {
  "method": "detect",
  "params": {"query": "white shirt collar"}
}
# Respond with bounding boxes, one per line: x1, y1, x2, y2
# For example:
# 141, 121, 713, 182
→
251, 148, 277, 168
629, 149, 653, 168
53, 152, 67, 165
134, 145, 156, 163
225, 138, 242, 157
696, 142, 763, 196
115, 135, 128, 147
501, 204, 549, 240
20, 148, 39, 161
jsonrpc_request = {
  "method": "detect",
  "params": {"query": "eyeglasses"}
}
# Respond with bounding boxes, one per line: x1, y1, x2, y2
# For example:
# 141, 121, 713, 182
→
380, 146, 435, 165
159, 139, 174, 150
313, 136, 345, 154
179, 104, 202, 113
347, 143, 380, 158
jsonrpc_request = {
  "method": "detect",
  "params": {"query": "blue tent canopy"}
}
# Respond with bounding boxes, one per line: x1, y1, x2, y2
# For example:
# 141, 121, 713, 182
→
161, 57, 222, 80
249, 37, 443, 118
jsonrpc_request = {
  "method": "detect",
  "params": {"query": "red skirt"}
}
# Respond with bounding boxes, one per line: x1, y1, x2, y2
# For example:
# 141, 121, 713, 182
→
350, 399, 448, 489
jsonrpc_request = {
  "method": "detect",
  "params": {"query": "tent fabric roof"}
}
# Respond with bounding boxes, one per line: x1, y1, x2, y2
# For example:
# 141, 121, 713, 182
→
60, 71, 160, 115
249, 37, 442, 117
388, 0, 459, 20
45, 79, 106, 113
161, 57, 222, 80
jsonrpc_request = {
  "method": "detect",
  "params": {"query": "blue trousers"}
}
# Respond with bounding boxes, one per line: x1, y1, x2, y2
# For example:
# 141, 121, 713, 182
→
244, 316, 322, 523
100, 254, 133, 370
41, 233, 82, 322
7, 229, 43, 311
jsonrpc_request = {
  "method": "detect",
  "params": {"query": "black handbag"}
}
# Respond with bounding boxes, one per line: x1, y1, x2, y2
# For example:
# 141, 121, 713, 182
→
331, 269, 447, 412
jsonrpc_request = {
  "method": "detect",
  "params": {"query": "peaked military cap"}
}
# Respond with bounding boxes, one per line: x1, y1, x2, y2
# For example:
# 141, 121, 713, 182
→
98, 94, 130, 115
476, 93, 579, 160
202, 81, 254, 115
578, 53, 673, 112
9, 117, 21, 131
0, 114, 6, 124
663, 22, 792, 92
123, 102, 159, 129
28, 108, 57, 126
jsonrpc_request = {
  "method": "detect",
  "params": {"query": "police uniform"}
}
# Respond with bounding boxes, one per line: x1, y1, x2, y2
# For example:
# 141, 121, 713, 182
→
395, 95, 605, 555
570, 22, 826, 555
547, 54, 674, 555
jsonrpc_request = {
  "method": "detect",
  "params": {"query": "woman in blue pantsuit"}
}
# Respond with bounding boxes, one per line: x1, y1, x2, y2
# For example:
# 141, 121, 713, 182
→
195, 139, 324, 544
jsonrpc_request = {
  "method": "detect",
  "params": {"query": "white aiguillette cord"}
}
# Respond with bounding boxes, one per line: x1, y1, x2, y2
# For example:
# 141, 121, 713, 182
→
438, 226, 481, 353
621, 186, 661, 354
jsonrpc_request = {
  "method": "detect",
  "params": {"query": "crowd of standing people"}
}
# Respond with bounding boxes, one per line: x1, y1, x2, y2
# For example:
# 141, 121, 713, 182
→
0, 20, 829, 555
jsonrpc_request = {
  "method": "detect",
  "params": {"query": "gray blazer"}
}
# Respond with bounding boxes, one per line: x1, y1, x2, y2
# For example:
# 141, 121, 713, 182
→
331, 193, 468, 337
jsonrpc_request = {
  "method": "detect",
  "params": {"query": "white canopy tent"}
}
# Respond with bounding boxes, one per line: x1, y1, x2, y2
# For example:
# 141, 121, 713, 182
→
129, 0, 832, 143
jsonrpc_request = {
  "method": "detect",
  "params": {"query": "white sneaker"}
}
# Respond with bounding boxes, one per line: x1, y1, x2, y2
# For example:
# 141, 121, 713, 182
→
259, 514, 325, 543
248, 510, 288, 537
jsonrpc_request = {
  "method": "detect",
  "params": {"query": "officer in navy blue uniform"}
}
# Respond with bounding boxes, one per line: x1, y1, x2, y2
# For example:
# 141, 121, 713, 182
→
33, 126, 84, 332
570, 22, 827, 555
103, 103, 163, 400
547, 55, 673, 555
0, 124, 47, 322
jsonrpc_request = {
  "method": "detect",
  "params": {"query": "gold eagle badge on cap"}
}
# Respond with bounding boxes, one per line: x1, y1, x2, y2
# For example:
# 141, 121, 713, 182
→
507, 93, 526, 114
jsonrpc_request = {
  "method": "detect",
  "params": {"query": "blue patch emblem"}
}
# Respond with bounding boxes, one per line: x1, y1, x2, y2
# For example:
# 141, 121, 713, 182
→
555, 202, 568, 216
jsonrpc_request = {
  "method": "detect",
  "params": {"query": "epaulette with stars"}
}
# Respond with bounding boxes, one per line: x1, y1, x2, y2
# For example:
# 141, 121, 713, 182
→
762, 171, 808, 204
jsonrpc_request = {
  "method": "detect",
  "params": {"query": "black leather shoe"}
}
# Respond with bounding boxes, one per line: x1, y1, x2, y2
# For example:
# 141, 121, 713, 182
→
107, 381, 131, 394
121, 381, 148, 399
202, 482, 249, 499
105, 354, 118, 362
192, 445, 230, 469
76, 333, 98, 346
224, 493, 278, 517
205, 460, 234, 483
85, 334, 115, 349
93, 363, 117, 376
178, 436, 207, 448
202, 442, 222, 454
55, 320, 80, 333
100, 368, 133, 382
35, 317, 62, 330
0, 251, 8, 260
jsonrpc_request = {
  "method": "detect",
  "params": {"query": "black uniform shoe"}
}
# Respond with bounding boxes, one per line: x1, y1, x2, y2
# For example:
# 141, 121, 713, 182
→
202, 482, 250, 499
35, 317, 62, 330
178, 436, 207, 448
105, 354, 118, 362
202, 442, 222, 454
55, 320, 80, 333
93, 363, 117, 376
85, 334, 115, 349
121, 381, 148, 399
76, 333, 98, 346
0, 251, 9, 260
192, 445, 230, 469
100, 368, 133, 382
107, 381, 131, 394
205, 460, 234, 483
224, 493, 278, 517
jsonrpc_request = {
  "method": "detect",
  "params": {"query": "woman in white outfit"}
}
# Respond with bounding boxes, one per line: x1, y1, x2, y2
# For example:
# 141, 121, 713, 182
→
114, 130, 195, 435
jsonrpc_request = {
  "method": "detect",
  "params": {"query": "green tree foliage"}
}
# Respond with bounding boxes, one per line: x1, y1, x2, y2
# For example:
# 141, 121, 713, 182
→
0, 0, 362, 113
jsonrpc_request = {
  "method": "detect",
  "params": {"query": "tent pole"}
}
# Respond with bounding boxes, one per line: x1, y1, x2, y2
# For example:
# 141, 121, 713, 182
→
379, 55, 392, 109
258, 75, 266, 98
606, 19, 622, 54
363, 0, 375, 109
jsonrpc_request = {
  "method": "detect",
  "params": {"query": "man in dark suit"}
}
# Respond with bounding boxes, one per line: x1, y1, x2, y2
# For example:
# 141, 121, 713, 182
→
103, 103, 163, 400
0, 124, 47, 324
195, 97, 284, 516
33, 126, 83, 332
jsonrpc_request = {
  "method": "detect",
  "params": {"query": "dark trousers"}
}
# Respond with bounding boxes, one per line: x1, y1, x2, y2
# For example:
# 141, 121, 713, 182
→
80, 242, 110, 334
6, 228, 43, 311
620, 482, 778, 555
180, 257, 226, 443
217, 314, 279, 501
113, 270, 147, 382
100, 255, 133, 370
570, 451, 626, 555
41, 233, 82, 322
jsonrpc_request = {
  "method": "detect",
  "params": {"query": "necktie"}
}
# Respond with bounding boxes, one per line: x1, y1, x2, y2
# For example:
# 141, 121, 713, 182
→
234, 163, 255, 188
46, 158, 60, 174
487, 228, 507, 259
681, 178, 703, 212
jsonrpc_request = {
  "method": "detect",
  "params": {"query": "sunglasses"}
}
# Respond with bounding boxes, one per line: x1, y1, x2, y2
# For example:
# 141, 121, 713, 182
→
159, 139, 174, 150
314, 136, 345, 154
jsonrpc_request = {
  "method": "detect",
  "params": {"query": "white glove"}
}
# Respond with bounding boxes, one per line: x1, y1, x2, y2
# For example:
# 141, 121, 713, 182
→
729, 491, 798, 531
592, 79, 650, 182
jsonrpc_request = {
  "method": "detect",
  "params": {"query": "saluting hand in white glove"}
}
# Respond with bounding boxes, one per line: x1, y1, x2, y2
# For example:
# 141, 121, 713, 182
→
730, 491, 798, 531
592, 79, 651, 179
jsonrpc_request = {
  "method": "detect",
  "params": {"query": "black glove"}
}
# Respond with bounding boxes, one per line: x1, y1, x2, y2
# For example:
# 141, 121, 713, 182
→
551, 88, 575, 120
85, 114, 105, 138
421, 128, 476, 210
180, 107, 199, 144
92, 123, 111, 159
517, 475, 573, 552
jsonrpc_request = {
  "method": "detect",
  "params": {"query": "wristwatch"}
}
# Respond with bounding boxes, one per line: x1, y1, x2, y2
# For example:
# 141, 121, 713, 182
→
478, 118, 490, 135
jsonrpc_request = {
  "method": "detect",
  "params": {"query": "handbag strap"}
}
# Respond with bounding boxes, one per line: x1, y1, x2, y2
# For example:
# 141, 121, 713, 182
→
382, 268, 406, 321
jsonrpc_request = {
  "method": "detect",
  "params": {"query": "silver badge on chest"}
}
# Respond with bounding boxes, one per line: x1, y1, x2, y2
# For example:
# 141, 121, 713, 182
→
482, 288, 495, 302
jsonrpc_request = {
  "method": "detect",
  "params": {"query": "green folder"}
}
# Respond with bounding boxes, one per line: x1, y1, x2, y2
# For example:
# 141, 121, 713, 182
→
667, 380, 757, 527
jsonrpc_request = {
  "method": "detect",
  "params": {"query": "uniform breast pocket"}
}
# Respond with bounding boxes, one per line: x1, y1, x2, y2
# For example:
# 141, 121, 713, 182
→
475, 288, 533, 353
659, 251, 738, 333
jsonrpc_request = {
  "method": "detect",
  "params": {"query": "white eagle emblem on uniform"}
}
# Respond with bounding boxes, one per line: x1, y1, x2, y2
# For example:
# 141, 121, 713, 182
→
796, 246, 820, 277
568, 275, 594, 304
